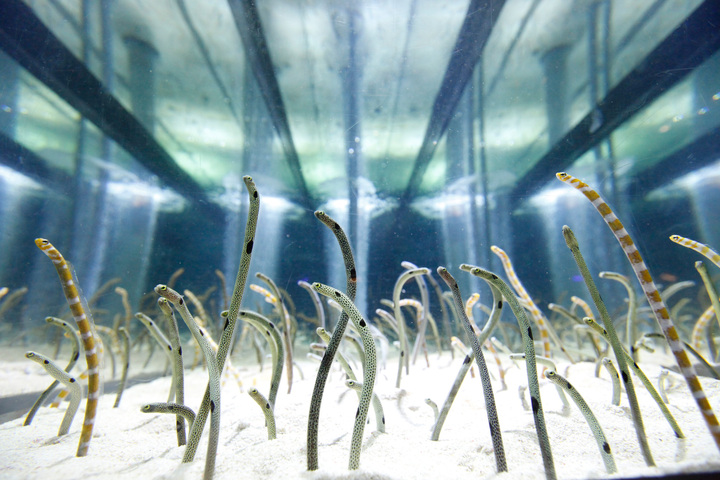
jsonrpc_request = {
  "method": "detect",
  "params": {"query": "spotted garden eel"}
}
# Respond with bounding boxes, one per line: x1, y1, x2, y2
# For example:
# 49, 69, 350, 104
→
545, 370, 617, 474
464, 264, 556, 480
184, 176, 258, 466
598, 271, 638, 357
256, 272, 294, 393
113, 327, 130, 408
298, 280, 326, 329
25, 316, 81, 426
392, 267, 430, 387
312, 282, 376, 470
557, 172, 720, 451
141, 402, 195, 430
155, 285, 220, 480
25, 351, 81, 436
134, 312, 175, 401
307, 211, 356, 471
437, 267, 507, 473
345, 379, 385, 433
34, 238, 100, 457
237, 309, 283, 409
157, 297, 186, 445
562, 225, 655, 465
248, 388, 276, 440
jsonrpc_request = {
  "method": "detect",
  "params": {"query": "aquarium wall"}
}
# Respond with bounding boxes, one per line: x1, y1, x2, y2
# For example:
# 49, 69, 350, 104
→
0, 0, 717, 340
2, 0, 720, 479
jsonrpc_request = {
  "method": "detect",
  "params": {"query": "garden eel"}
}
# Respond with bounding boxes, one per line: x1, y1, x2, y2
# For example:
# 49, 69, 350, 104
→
692, 305, 716, 350
135, 312, 176, 401
562, 226, 655, 465
248, 388, 276, 440
155, 285, 220, 480
557, 172, 720, 451
432, 274, 504, 441
256, 272, 294, 393
491, 246, 573, 363
115, 286, 133, 330
158, 297, 186, 445
598, 271, 638, 357
317, 327, 356, 381
141, 402, 195, 430
670, 234, 720, 267
345, 379, 385, 433
34, 238, 100, 457
425, 398, 439, 423
312, 283, 376, 470
464, 264, 556, 480
466, 293, 506, 390
393, 267, 430, 387
401, 261, 430, 366
185, 176, 258, 466
299, 280, 326, 329
437, 267, 507, 473
113, 327, 130, 408
215, 269, 229, 311
431, 354, 473, 441
601, 358, 621, 406
236, 309, 283, 408
509, 354, 569, 413
694, 261, 720, 333
25, 351, 81, 436
25, 316, 81, 426
544, 370, 617, 474
307, 210, 356, 471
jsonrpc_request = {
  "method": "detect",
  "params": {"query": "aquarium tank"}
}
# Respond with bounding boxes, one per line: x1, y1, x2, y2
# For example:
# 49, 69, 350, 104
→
1, 1, 719, 479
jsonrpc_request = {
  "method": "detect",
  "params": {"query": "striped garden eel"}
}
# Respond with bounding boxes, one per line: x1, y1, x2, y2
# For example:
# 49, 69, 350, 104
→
464, 264, 556, 480
562, 226, 655, 465
437, 267, 507, 473
465, 291, 506, 390
155, 285, 221, 480
185, 176, 258, 465
557, 172, 720, 451
113, 327, 130, 408
692, 305, 716, 350
248, 388, 276, 440
346, 379, 385, 433
598, 271, 638, 357
141, 402, 196, 430
393, 267, 431, 387
670, 234, 720, 267
307, 211, 356, 471
25, 316, 81, 426
544, 370, 617, 474
158, 297, 186, 444
491, 246, 573, 363
694, 261, 720, 333
237, 309, 283, 409
312, 282, 376, 470
25, 351, 81, 436
34, 238, 100, 457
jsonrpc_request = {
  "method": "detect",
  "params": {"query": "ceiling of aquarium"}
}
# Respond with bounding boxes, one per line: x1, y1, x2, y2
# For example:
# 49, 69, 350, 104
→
0, 0, 718, 213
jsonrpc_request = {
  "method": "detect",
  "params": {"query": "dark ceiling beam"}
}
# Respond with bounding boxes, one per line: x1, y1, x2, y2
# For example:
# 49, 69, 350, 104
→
510, 0, 720, 200
629, 126, 720, 196
0, 130, 70, 193
226, 0, 314, 209
399, 0, 506, 206
0, 0, 222, 218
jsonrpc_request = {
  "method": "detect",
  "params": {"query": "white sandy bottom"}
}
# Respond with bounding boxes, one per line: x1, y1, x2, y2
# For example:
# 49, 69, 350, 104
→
1, 353, 720, 480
